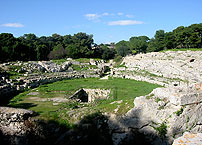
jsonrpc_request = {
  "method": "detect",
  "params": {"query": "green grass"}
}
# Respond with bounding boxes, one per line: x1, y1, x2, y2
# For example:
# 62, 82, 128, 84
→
51, 59, 66, 65
160, 48, 202, 52
174, 107, 184, 116
72, 64, 97, 71
75, 58, 102, 63
9, 77, 160, 125
146, 93, 154, 99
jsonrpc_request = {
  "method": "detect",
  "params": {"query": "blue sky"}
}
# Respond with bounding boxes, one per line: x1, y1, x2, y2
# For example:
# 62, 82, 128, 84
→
0, 0, 202, 44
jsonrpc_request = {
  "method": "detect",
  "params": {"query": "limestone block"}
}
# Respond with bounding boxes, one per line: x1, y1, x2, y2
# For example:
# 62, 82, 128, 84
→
173, 132, 202, 145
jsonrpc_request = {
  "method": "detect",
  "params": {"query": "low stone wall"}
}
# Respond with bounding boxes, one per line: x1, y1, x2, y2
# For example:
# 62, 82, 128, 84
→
0, 71, 100, 102
84, 88, 110, 102
70, 88, 110, 103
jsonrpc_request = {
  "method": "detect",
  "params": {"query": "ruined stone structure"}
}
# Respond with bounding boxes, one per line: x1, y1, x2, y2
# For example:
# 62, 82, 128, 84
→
70, 88, 110, 103
1, 51, 202, 145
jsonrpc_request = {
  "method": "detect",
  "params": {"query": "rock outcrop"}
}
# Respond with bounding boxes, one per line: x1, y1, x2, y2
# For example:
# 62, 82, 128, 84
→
0, 107, 34, 145
113, 50, 202, 87
0, 107, 113, 145
108, 51, 202, 145
172, 132, 202, 145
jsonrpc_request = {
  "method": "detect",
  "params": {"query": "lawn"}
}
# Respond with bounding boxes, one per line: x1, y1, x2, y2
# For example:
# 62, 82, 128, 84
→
9, 77, 160, 125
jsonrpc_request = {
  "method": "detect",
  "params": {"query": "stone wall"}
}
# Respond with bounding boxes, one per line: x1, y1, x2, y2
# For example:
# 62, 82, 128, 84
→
84, 88, 110, 103
70, 88, 110, 103
0, 71, 99, 102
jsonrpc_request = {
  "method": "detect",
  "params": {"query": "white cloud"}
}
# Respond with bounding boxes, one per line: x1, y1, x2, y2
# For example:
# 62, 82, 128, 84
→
108, 20, 143, 26
85, 13, 100, 21
1, 23, 24, 28
126, 14, 134, 18
117, 12, 124, 16
102, 12, 109, 16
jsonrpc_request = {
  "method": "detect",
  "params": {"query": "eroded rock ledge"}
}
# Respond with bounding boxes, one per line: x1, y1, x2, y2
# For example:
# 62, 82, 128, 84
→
0, 107, 113, 145
107, 51, 202, 145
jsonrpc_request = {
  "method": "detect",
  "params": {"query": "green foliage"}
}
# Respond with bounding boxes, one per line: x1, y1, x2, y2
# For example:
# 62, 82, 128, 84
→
113, 55, 123, 67
48, 44, 66, 60
152, 122, 167, 138
102, 46, 115, 60
155, 97, 162, 103
0, 32, 95, 62
129, 36, 149, 53
1, 23, 202, 62
146, 93, 154, 99
115, 23, 202, 54
115, 40, 131, 57
174, 107, 184, 116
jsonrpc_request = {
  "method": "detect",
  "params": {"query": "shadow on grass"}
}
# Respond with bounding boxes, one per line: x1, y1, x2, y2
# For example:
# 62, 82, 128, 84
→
0, 91, 20, 106
8, 103, 37, 109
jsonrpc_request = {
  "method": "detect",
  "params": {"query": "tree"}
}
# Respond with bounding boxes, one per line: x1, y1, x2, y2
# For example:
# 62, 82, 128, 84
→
100, 45, 115, 60
147, 38, 158, 52
164, 32, 175, 50
66, 44, 80, 58
115, 40, 131, 57
36, 44, 49, 60
173, 26, 186, 48
154, 30, 165, 51
0, 33, 19, 61
71, 32, 94, 57
129, 36, 149, 53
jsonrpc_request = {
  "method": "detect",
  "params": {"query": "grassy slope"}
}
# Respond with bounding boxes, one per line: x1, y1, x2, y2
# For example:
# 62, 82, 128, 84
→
9, 77, 160, 125
160, 48, 202, 52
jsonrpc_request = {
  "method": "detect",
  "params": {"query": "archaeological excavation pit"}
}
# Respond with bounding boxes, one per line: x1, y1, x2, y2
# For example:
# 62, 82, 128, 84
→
69, 88, 110, 103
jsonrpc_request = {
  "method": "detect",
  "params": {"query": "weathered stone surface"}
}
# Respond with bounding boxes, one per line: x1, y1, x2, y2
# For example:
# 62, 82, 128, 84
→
172, 132, 202, 145
151, 87, 202, 106
61, 61, 72, 70
0, 107, 35, 145
84, 88, 110, 102
70, 88, 110, 103
38, 61, 62, 72
113, 51, 202, 87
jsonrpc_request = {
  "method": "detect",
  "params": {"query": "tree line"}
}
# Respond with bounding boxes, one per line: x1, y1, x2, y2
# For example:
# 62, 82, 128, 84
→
116, 23, 202, 56
0, 23, 202, 62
